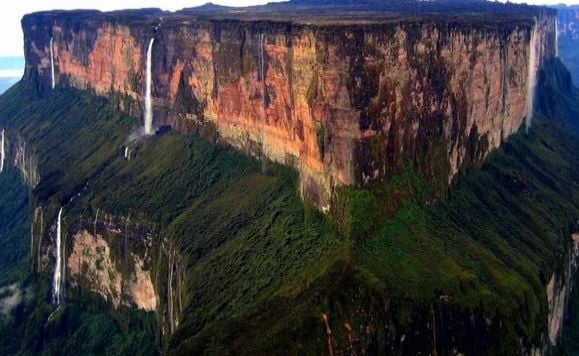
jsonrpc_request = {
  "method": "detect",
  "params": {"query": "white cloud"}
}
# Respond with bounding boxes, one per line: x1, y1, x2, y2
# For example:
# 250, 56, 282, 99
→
0, 284, 23, 320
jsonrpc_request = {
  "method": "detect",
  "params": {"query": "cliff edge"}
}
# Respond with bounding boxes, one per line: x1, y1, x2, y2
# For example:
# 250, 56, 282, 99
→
21, 2, 556, 208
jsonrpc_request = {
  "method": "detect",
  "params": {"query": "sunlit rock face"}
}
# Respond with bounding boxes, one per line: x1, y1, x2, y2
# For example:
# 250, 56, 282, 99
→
546, 233, 579, 346
22, 8, 556, 208
32, 208, 159, 312
67, 229, 157, 311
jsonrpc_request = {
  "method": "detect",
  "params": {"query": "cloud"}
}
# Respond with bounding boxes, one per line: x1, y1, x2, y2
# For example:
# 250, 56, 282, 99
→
0, 284, 23, 320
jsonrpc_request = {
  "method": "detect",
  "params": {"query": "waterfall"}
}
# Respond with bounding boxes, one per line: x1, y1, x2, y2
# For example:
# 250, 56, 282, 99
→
1, 129, 5, 173
50, 37, 55, 89
52, 207, 64, 305
144, 38, 155, 135
93, 208, 99, 238
124, 146, 129, 159
526, 23, 539, 133
555, 20, 559, 58
258, 33, 266, 107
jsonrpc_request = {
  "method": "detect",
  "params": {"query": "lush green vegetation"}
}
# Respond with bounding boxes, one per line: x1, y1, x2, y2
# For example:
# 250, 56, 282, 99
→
171, 113, 578, 355
0, 82, 347, 354
0, 274, 157, 356
0, 85, 159, 355
0, 168, 29, 281
537, 58, 579, 136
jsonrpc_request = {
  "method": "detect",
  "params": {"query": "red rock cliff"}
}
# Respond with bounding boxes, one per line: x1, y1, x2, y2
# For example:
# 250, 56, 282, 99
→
22, 6, 557, 208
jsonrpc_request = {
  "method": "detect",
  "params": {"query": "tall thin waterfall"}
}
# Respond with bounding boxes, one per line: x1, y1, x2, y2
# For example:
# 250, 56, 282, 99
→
52, 207, 64, 305
258, 33, 266, 107
1, 129, 5, 173
555, 20, 559, 58
50, 37, 55, 89
144, 38, 155, 135
526, 23, 539, 133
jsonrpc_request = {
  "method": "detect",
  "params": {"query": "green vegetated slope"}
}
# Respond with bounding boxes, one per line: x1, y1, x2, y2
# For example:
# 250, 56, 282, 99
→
0, 82, 346, 354
0, 58, 577, 355
537, 58, 579, 136
0, 85, 159, 355
172, 121, 579, 355
0, 168, 29, 280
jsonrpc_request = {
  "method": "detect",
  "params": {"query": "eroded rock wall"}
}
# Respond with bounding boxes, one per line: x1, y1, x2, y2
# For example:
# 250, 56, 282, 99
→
546, 232, 579, 345
21, 11, 557, 207
32, 208, 160, 311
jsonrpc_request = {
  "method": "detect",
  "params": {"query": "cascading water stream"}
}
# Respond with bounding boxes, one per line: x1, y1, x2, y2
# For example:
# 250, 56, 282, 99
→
50, 37, 55, 89
52, 207, 64, 305
526, 22, 539, 133
258, 33, 266, 108
1, 129, 5, 173
144, 38, 155, 135
555, 20, 559, 58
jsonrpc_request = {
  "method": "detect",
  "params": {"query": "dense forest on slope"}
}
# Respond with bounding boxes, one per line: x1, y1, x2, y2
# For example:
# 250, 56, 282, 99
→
0, 52, 577, 356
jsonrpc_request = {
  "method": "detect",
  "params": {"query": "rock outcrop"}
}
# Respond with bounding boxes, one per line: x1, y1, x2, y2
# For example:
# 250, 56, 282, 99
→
0, 129, 40, 187
546, 232, 579, 346
32, 208, 161, 311
67, 229, 156, 310
21, 4, 557, 208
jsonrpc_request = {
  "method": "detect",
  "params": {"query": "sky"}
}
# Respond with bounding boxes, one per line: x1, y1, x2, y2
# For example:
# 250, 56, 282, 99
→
0, 0, 577, 58
0, 0, 284, 57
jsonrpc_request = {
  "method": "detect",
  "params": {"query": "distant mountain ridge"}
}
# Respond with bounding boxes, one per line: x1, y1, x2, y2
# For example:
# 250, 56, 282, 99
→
553, 5, 579, 86
0, 57, 23, 94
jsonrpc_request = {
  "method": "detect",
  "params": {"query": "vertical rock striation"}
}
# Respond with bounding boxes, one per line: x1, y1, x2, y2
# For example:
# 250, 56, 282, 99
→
546, 233, 579, 346
21, 8, 557, 207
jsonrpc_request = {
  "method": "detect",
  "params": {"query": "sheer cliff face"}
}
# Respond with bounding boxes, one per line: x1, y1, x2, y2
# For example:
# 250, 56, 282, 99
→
22, 11, 557, 207
31, 208, 160, 311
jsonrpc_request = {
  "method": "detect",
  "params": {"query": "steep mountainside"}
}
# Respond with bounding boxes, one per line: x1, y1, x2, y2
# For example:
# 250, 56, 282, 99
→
21, 4, 556, 208
0, 1, 578, 355
1, 60, 578, 353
